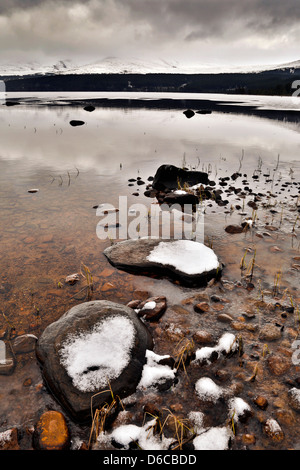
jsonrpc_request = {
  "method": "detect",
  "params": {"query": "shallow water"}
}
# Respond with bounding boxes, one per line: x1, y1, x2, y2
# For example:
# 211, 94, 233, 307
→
0, 93, 299, 450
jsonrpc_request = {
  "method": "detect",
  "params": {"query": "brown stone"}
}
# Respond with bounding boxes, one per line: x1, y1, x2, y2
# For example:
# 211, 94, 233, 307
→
231, 321, 245, 331
101, 281, 116, 291
253, 396, 268, 410
194, 302, 210, 313
133, 289, 149, 300
212, 304, 225, 312
65, 273, 80, 285
11, 334, 38, 354
242, 434, 256, 445
193, 330, 213, 344
217, 313, 233, 323
276, 409, 296, 426
259, 324, 281, 341
99, 268, 115, 277
34, 411, 70, 450
135, 296, 167, 322
225, 224, 244, 234
267, 354, 291, 376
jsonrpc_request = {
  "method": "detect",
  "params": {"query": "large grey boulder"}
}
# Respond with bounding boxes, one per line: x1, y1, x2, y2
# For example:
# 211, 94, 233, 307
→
104, 238, 222, 287
36, 300, 153, 423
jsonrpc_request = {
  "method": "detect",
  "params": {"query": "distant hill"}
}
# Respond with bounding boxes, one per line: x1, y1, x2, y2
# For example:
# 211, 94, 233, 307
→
1, 57, 300, 96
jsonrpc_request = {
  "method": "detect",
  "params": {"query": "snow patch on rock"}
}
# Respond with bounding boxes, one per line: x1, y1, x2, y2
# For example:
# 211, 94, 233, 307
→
59, 315, 135, 392
146, 240, 220, 275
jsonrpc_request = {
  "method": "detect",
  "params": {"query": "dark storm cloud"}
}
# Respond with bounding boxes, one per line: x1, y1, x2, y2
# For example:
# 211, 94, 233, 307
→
0, 0, 299, 65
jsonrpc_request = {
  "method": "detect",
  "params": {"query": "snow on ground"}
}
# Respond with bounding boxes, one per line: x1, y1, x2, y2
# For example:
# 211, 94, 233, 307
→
1, 56, 299, 76
97, 419, 173, 450
146, 240, 220, 275
195, 377, 224, 403
193, 427, 233, 451
228, 397, 251, 422
137, 350, 176, 390
194, 332, 238, 364
59, 315, 135, 392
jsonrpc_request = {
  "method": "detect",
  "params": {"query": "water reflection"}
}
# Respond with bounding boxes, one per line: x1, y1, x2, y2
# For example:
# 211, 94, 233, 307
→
0, 95, 299, 448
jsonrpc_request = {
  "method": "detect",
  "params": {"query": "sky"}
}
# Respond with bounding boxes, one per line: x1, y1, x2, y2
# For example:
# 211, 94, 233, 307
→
0, 0, 299, 68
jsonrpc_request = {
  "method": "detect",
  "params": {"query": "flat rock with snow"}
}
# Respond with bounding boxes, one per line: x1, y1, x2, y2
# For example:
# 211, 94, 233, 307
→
36, 300, 153, 423
104, 238, 222, 287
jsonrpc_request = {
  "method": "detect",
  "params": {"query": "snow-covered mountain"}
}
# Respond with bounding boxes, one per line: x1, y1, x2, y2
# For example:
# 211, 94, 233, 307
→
0, 56, 300, 76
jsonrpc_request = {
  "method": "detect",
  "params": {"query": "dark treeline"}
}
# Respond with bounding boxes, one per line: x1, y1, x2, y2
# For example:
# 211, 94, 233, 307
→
2, 68, 300, 96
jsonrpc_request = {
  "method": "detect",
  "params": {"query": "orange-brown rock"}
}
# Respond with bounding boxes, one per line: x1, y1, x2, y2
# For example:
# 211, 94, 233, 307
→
34, 411, 70, 450
267, 354, 291, 376
253, 396, 268, 410
242, 434, 256, 445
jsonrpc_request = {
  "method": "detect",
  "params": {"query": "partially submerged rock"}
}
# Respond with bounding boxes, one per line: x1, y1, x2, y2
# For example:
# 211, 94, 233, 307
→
152, 164, 209, 191
104, 238, 222, 287
33, 411, 70, 450
183, 109, 195, 119
36, 300, 153, 423
127, 296, 167, 322
69, 120, 85, 127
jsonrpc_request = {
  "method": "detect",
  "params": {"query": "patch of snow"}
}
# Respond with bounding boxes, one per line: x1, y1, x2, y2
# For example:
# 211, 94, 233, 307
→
188, 411, 205, 433
289, 387, 300, 405
137, 350, 176, 390
217, 332, 238, 354
140, 301, 156, 310
195, 377, 224, 403
59, 315, 135, 392
2, 57, 300, 77
265, 418, 283, 434
0, 429, 12, 446
146, 240, 219, 275
173, 189, 188, 195
193, 427, 232, 450
194, 332, 238, 364
98, 419, 173, 450
228, 397, 251, 422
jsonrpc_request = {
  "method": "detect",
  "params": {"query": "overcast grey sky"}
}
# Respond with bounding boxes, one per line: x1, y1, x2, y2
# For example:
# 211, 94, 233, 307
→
0, 0, 299, 66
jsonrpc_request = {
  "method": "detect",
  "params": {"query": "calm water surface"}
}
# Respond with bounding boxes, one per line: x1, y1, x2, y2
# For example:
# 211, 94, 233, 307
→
0, 93, 299, 449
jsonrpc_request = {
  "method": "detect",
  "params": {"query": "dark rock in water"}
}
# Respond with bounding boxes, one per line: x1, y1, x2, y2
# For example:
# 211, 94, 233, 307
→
152, 164, 209, 191
69, 120, 85, 127
27, 188, 39, 193
36, 300, 153, 423
163, 191, 199, 207
104, 238, 222, 287
83, 105, 95, 112
11, 334, 38, 354
128, 296, 167, 322
225, 225, 244, 234
183, 109, 195, 118
196, 109, 212, 115
5, 101, 20, 107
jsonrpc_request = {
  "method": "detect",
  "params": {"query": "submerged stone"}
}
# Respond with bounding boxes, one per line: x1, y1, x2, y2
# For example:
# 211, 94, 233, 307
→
33, 411, 70, 450
104, 238, 222, 287
36, 300, 153, 423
